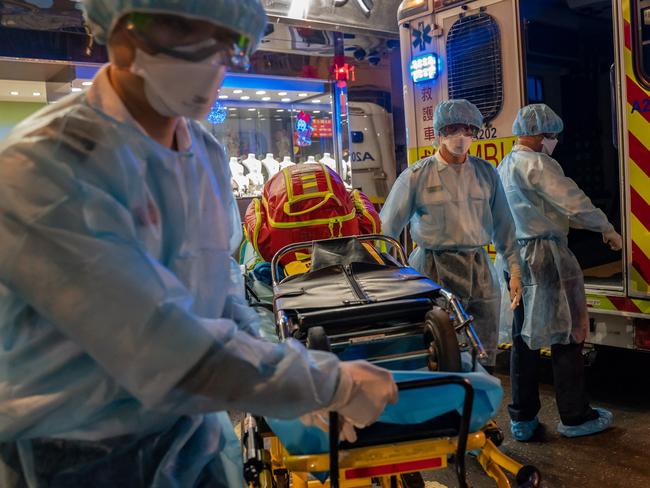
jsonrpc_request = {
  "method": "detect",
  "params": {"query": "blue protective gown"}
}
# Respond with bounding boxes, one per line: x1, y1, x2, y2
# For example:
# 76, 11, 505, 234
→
380, 153, 520, 364
0, 66, 340, 487
496, 145, 615, 349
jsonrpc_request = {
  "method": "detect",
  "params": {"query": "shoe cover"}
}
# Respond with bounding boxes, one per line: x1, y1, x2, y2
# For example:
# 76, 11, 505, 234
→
557, 407, 613, 438
510, 417, 539, 441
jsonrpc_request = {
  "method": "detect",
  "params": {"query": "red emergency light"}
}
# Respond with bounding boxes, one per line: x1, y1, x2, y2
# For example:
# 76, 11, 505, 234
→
333, 63, 355, 83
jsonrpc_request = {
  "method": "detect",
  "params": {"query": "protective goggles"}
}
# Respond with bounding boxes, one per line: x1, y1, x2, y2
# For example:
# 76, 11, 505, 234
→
439, 123, 480, 137
125, 13, 252, 69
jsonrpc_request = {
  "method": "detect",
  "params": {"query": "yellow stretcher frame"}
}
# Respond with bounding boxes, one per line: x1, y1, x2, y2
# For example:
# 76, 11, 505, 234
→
253, 421, 527, 488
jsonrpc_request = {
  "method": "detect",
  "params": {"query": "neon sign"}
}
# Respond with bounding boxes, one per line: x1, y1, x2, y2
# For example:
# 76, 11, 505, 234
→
410, 54, 440, 83
295, 111, 313, 147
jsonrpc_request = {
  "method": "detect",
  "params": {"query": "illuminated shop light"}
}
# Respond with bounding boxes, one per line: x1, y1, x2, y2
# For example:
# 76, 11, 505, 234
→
409, 53, 440, 83
207, 101, 228, 124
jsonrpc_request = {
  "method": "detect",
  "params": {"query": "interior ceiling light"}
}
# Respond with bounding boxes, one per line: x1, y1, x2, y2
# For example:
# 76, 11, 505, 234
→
278, 91, 288, 96
10, 91, 18, 96
298, 93, 308, 97
219, 95, 229, 99
71, 87, 82, 92
276, 109, 285, 112
248, 108, 256, 111
281, 98, 291, 102
312, 99, 321, 103
261, 97, 271, 101
288, 0, 311, 19
240, 96, 250, 100
82, 81, 93, 86
228, 107, 237, 111
32, 92, 41, 96
233, 89, 243, 94
255, 90, 266, 95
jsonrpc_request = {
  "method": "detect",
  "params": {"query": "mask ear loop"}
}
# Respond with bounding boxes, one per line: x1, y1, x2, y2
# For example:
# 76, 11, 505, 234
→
432, 131, 441, 151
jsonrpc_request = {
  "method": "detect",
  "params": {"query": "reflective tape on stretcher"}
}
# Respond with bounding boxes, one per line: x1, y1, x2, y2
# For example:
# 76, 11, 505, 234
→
344, 457, 445, 480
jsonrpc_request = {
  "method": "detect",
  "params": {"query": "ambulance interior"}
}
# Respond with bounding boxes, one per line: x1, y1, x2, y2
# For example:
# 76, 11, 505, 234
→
519, 0, 623, 289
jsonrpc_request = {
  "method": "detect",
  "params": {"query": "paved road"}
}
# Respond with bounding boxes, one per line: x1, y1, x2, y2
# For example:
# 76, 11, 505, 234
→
424, 347, 650, 488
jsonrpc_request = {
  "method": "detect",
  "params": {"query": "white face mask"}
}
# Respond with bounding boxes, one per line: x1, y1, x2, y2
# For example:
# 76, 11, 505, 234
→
440, 134, 473, 157
130, 49, 227, 119
541, 137, 558, 156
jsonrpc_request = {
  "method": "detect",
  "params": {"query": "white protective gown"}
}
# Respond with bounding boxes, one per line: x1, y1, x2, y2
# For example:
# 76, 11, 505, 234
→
380, 153, 520, 365
496, 145, 615, 349
0, 66, 341, 487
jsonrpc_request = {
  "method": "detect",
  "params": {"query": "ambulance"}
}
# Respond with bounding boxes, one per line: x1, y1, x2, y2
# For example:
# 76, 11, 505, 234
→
397, 0, 650, 351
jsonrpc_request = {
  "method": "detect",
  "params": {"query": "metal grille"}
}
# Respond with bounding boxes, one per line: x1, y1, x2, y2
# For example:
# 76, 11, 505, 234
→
446, 13, 503, 123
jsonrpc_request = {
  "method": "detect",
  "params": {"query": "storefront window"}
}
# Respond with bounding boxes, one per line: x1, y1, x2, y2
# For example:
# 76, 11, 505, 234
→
200, 74, 339, 199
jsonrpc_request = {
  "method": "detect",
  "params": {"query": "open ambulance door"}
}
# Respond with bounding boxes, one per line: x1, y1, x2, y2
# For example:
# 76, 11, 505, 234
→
516, 0, 625, 292
623, 0, 650, 299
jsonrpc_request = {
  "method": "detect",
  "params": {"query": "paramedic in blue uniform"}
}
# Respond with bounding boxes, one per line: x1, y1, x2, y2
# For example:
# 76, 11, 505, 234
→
381, 99, 522, 370
0, 1, 397, 485
497, 104, 621, 440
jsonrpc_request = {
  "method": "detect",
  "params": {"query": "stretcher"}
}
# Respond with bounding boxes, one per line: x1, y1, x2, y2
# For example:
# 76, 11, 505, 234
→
241, 235, 541, 488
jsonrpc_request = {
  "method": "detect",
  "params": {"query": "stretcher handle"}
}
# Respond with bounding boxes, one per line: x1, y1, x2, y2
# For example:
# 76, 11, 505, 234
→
329, 376, 474, 488
439, 288, 488, 362
271, 234, 408, 286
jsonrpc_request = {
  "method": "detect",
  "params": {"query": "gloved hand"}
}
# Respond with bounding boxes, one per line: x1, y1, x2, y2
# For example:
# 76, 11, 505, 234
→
299, 411, 358, 443
328, 360, 398, 428
603, 229, 622, 251
509, 275, 522, 310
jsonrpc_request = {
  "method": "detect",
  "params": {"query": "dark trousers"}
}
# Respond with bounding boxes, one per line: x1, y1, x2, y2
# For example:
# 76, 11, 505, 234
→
508, 298, 594, 426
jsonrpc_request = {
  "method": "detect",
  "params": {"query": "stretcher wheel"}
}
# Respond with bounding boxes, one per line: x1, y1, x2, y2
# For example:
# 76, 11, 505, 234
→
515, 465, 541, 488
424, 308, 461, 372
307, 326, 331, 352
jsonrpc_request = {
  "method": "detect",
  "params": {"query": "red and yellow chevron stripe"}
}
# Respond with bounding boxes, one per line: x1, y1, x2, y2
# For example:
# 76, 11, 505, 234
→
587, 293, 650, 315
623, 3, 650, 295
